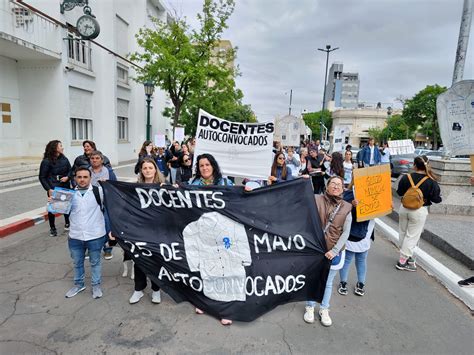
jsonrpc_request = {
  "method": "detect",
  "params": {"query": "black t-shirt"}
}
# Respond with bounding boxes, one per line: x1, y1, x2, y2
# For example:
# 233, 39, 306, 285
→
396, 172, 442, 206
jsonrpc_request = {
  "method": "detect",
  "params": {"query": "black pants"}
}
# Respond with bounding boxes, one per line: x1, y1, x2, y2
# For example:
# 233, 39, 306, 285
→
312, 175, 325, 195
48, 212, 69, 229
134, 264, 160, 292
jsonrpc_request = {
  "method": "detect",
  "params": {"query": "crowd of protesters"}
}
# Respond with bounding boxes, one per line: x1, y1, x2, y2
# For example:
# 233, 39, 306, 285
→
39, 135, 444, 328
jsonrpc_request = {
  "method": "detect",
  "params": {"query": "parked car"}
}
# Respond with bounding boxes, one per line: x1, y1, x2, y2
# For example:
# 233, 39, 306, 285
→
414, 148, 432, 156
390, 153, 414, 176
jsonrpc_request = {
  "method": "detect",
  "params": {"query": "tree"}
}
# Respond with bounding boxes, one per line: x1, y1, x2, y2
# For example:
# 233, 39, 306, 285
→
302, 110, 332, 140
402, 85, 447, 149
368, 114, 412, 144
129, 0, 237, 136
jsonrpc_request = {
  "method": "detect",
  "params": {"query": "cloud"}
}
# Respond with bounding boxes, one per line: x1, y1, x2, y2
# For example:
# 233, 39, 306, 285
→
166, 0, 473, 120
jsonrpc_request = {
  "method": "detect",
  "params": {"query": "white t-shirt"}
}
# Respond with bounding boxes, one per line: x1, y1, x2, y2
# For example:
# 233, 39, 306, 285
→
343, 161, 353, 185
345, 219, 375, 253
369, 146, 375, 165
381, 147, 391, 163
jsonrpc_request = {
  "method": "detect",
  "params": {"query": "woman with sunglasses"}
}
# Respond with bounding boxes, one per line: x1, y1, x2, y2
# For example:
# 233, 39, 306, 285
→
304, 175, 352, 327
267, 152, 294, 185
175, 153, 193, 184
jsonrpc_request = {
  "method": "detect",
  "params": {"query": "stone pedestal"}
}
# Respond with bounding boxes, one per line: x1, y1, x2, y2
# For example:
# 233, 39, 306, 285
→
428, 157, 473, 216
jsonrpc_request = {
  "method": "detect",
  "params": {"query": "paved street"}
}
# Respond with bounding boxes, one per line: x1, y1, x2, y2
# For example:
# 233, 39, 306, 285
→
0, 219, 472, 354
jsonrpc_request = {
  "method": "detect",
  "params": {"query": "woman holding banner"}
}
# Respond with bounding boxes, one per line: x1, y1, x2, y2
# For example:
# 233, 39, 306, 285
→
129, 158, 166, 304
190, 153, 233, 325
304, 176, 352, 327
267, 152, 294, 185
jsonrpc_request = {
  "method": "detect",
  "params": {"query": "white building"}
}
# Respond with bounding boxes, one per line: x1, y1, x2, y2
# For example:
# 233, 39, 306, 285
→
273, 114, 311, 147
0, 0, 173, 164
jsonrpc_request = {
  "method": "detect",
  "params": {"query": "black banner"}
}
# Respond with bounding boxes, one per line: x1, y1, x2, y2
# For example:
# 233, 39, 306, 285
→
102, 178, 329, 322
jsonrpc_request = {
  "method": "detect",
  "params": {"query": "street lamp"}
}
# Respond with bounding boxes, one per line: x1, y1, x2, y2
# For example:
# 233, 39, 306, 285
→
318, 44, 339, 141
144, 80, 155, 140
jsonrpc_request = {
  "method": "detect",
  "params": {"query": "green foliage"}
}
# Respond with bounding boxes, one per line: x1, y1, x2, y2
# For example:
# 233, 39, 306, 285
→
302, 110, 332, 139
130, 0, 252, 136
368, 114, 412, 143
402, 84, 447, 148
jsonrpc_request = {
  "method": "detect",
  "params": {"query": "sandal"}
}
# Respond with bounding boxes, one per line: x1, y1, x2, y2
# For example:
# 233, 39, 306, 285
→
220, 318, 232, 326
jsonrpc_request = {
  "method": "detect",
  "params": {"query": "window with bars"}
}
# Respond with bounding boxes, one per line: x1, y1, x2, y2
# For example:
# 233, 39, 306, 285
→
67, 32, 92, 70
71, 118, 93, 141
117, 116, 129, 141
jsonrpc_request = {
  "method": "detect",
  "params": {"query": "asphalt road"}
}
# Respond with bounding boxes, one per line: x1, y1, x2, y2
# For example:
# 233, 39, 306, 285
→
0, 221, 472, 354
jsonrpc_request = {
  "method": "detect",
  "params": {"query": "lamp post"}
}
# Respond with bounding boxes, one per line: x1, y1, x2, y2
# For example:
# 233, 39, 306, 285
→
144, 80, 155, 141
318, 44, 339, 141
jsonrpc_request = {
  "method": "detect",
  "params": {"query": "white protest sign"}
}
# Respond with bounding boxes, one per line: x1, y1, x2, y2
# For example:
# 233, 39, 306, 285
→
174, 127, 185, 143
436, 80, 474, 156
388, 139, 415, 155
332, 125, 350, 152
154, 134, 166, 148
194, 109, 274, 179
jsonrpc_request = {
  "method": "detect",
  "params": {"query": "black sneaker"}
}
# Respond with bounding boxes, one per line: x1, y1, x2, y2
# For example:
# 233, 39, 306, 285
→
458, 276, 474, 288
354, 282, 365, 296
64, 223, 70, 231
49, 228, 58, 237
407, 257, 416, 266
395, 261, 417, 272
337, 281, 348, 295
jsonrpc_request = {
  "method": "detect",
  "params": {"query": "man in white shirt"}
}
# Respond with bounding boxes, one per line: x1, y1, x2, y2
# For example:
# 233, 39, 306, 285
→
64, 167, 108, 299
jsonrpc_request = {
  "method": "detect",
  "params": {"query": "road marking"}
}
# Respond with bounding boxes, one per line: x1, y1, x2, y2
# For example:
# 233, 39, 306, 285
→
0, 207, 46, 227
0, 182, 40, 194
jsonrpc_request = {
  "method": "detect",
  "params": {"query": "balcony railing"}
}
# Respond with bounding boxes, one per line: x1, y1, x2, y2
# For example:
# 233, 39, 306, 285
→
0, 0, 61, 57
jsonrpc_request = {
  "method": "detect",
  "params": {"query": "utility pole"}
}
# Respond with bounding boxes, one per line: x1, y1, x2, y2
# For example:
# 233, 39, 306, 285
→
318, 44, 339, 141
288, 89, 293, 116
452, 0, 472, 84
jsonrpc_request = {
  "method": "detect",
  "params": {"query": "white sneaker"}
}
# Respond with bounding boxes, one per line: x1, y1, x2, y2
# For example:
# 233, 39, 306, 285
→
151, 290, 161, 304
129, 290, 144, 304
303, 306, 315, 323
319, 308, 332, 327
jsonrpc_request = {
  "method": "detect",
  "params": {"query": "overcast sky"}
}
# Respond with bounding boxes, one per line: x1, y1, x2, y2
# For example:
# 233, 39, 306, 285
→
165, 0, 473, 121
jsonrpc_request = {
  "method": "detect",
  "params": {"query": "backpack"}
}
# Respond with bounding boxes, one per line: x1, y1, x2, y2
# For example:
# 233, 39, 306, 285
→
401, 174, 429, 210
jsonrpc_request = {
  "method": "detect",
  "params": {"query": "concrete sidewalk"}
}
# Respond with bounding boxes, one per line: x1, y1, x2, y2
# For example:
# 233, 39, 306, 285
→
0, 222, 472, 354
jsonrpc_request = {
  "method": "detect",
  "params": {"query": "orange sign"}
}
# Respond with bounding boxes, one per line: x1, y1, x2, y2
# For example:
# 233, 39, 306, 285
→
353, 164, 392, 222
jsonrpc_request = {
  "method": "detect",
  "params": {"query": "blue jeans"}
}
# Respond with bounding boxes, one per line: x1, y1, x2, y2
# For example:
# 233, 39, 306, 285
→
339, 250, 368, 284
307, 268, 337, 310
68, 236, 106, 287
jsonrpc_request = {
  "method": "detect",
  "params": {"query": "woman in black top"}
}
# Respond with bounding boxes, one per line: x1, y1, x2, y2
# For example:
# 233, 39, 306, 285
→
306, 149, 326, 194
175, 153, 193, 184
395, 155, 441, 271
39, 140, 72, 237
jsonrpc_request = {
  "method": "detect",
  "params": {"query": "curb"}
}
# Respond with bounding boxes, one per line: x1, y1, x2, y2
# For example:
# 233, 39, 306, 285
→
386, 210, 473, 269
0, 212, 49, 238
375, 218, 474, 311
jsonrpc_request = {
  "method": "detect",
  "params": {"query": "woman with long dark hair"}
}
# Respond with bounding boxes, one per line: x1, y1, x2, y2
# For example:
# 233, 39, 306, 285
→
39, 140, 72, 237
190, 153, 232, 186
267, 152, 294, 185
395, 155, 441, 271
327, 152, 344, 179
134, 140, 156, 174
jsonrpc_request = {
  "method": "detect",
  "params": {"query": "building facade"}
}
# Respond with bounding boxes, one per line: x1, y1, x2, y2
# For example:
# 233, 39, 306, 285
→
274, 114, 311, 147
0, 0, 173, 164
324, 62, 360, 110
330, 107, 394, 150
